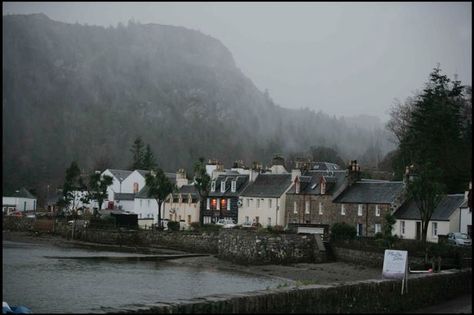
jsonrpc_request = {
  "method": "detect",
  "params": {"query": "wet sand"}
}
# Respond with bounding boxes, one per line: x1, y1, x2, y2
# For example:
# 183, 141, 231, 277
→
3, 231, 383, 285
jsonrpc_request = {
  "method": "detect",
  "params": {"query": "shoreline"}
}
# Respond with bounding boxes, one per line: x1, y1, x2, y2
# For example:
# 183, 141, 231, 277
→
3, 230, 383, 285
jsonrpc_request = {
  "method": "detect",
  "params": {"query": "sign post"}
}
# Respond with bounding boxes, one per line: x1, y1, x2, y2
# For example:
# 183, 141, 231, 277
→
382, 249, 408, 295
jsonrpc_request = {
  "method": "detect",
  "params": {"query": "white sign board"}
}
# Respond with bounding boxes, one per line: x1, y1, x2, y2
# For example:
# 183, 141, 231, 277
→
382, 249, 408, 279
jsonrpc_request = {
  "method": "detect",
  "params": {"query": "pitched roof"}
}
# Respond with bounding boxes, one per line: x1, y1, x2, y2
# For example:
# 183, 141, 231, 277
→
241, 174, 292, 198
135, 170, 176, 184
287, 170, 346, 195
209, 175, 250, 197
114, 193, 135, 201
107, 169, 133, 181
333, 180, 404, 204
394, 194, 465, 221
311, 162, 341, 171
135, 186, 151, 199
5, 188, 36, 199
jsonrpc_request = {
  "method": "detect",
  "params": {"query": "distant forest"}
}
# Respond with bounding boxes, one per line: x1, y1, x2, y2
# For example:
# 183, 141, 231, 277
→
3, 14, 394, 203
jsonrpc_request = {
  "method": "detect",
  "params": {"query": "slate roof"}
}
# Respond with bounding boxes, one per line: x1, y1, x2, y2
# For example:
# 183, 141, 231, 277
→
241, 174, 292, 198
5, 188, 36, 199
135, 170, 177, 184
312, 162, 341, 171
287, 170, 346, 195
107, 169, 133, 181
135, 186, 151, 199
178, 184, 198, 196
209, 175, 250, 197
333, 180, 404, 204
394, 194, 466, 221
114, 193, 135, 201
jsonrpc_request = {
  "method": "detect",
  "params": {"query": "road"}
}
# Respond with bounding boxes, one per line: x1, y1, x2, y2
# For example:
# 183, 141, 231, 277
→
406, 294, 472, 313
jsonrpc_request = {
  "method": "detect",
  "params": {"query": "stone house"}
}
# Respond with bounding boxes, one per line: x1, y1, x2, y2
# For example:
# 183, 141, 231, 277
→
394, 194, 467, 243
203, 174, 250, 224
163, 184, 200, 229
238, 173, 292, 227
332, 178, 405, 237
285, 167, 347, 234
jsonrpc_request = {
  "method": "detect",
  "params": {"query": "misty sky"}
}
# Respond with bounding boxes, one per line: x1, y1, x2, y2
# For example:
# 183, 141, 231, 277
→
3, 2, 472, 121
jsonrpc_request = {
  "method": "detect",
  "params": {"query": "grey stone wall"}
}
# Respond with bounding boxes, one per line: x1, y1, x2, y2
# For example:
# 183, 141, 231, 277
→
332, 246, 424, 268
217, 229, 326, 265
140, 230, 219, 254
115, 269, 472, 314
3, 216, 35, 231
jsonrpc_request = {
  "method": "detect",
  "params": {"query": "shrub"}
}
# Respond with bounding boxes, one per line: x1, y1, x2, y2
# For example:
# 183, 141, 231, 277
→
167, 221, 180, 231
189, 222, 201, 230
374, 232, 383, 239
330, 222, 356, 241
201, 224, 223, 232
267, 225, 285, 234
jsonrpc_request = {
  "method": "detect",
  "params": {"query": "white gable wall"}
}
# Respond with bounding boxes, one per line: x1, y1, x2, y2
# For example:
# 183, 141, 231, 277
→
133, 197, 159, 223
395, 219, 450, 243
2, 196, 36, 212
122, 171, 147, 195
460, 207, 472, 234
101, 169, 124, 201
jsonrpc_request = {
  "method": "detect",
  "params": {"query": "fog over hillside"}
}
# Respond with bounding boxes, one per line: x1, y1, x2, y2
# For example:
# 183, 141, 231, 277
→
3, 14, 394, 195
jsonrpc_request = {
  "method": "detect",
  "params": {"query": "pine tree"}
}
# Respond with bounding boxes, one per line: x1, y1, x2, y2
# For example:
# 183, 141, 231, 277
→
130, 137, 145, 170
143, 144, 157, 170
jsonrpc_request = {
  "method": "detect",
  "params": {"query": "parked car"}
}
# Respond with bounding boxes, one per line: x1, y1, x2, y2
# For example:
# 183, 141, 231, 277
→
447, 232, 472, 247
216, 219, 237, 229
7, 211, 24, 217
241, 221, 253, 228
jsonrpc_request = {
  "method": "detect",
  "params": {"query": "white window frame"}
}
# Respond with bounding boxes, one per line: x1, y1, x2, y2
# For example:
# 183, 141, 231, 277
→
268, 217, 271, 227
358, 204, 363, 216
211, 181, 216, 192
246, 198, 250, 207
432, 222, 438, 236
257, 199, 260, 208
400, 220, 405, 235
245, 216, 249, 223
147, 199, 150, 207
375, 223, 381, 234
231, 180, 236, 192
206, 198, 210, 210
341, 204, 345, 215
294, 201, 298, 214
140, 199, 143, 208
357, 223, 363, 236
305, 200, 310, 214
227, 198, 231, 211
268, 199, 272, 208
319, 202, 323, 215
375, 205, 380, 217
221, 181, 225, 193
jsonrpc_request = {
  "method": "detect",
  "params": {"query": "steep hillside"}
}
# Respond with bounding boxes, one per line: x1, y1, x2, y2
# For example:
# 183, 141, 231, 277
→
3, 14, 393, 197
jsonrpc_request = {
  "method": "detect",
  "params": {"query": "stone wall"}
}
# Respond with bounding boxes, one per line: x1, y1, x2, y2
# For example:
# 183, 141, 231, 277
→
331, 246, 425, 268
3, 216, 35, 231
140, 230, 219, 254
116, 269, 472, 314
217, 229, 326, 265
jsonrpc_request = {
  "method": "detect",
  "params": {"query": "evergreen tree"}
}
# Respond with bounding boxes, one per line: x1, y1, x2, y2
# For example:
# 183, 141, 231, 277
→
87, 172, 113, 217
389, 66, 471, 193
143, 144, 157, 170
130, 137, 145, 170
193, 157, 211, 225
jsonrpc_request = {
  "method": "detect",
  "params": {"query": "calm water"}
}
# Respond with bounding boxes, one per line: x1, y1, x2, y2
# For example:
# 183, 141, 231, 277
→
3, 241, 284, 313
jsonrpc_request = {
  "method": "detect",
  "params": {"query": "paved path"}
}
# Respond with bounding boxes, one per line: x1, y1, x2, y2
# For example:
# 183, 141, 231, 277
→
406, 294, 472, 313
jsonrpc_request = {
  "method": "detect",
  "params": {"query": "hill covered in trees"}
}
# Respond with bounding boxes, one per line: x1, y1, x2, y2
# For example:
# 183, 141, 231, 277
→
3, 14, 393, 200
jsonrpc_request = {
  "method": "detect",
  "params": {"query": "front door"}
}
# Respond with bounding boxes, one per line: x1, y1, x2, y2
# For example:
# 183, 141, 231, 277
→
416, 222, 421, 240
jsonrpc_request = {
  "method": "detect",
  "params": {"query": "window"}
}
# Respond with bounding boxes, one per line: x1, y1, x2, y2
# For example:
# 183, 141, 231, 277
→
211, 181, 216, 192
305, 201, 310, 214
294, 201, 298, 214
178, 215, 182, 221
245, 216, 250, 224
246, 198, 250, 207
257, 199, 260, 208
357, 223, 363, 236
400, 221, 405, 235
227, 198, 231, 211
268, 217, 272, 227
432, 222, 438, 236
255, 216, 260, 224
319, 202, 323, 215
140, 199, 143, 207
358, 204, 363, 216
206, 198, 210, 210
321, 181, 326, 195
188, 215, 191, 223
341, 204, 345, 215
375, 205, 380, 217
211, 198, 217, 210
375, 223, 381, 234
268, 199, 272, 208
147, 199, 150, 207
133, 183, 139, 193
221, 181, 225, 193
220, 198, 227, 210
231, 180, 237, 192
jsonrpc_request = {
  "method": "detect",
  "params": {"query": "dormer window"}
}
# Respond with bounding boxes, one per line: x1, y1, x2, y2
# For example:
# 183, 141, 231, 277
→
211, 180, 216, 192
231, 180, 237, 192
221, 181, 225, 193
320, 180, 326, 195
295, 176, 300, 194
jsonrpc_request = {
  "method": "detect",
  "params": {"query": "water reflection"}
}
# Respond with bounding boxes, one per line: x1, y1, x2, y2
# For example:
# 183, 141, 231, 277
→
3, 241, 283, 313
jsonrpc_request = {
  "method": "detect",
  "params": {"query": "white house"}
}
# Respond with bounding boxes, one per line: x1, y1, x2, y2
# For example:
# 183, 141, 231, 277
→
101, 169, 133, 206
459, 185, 472, 237
394, 194, 466, 243
238, 173, 292, 227
2, 188, 37, 214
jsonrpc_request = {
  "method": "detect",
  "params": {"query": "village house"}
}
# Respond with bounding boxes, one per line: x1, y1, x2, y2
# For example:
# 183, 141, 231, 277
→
285, 166, 347, 235
101, 169, 133, 208
329, 160, 406, 237
394, 194, 468, 243
238, 173, 292, 227
2, 187, 37, 214
203, 174, 250, 224
163, 184, 200, 229
459, 182, 472, 237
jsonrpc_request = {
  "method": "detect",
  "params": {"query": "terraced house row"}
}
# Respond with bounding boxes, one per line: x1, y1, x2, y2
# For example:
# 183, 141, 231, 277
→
85, 158, 471, 243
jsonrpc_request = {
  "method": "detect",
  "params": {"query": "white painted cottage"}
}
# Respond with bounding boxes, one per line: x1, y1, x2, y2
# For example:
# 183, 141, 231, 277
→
2, 188, 37, 214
